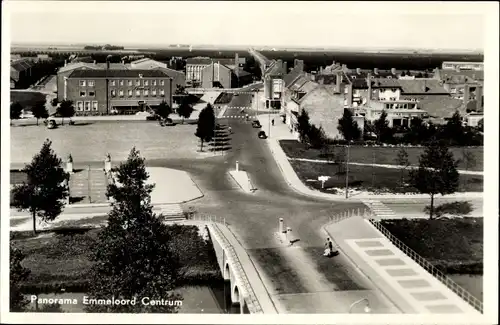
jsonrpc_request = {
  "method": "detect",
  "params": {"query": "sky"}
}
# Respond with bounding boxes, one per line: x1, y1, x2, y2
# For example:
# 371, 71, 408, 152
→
5, 1, 493, 50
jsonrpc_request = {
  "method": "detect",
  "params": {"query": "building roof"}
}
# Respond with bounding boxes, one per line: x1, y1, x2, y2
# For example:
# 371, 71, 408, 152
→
438, 69, 484, 82
289, 76, 310, 91
58, 62, 130, 73
397, 79, 448, 94
417, 97, 465, 119
292, 84, 334, 105
284, 66, 304, 88
265, 60, 286, 77
11, 58, 35, 72
233, 68, 251, 77
68, 69, 170, 79
72, 56, 94, 63
370, 78, 401, 88
201, 62, 232, 73
150, 66, 185, 77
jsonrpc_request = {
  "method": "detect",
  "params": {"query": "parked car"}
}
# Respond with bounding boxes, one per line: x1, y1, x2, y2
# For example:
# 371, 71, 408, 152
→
258, 131, 267, 139
252, 120, 261, 128
46, 119, 57, 129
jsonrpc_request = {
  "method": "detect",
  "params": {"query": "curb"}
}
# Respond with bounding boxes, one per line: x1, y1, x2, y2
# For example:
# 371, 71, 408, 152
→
228, 171, 255, 194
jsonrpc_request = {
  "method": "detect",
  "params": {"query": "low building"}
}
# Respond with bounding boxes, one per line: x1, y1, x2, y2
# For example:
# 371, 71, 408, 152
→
263, 59, 288, 109
129, 58, 186, 91
65, 69, 173, 115
201, 62, 235, 89
10, 58, 36, 89
186, 54, 245, 86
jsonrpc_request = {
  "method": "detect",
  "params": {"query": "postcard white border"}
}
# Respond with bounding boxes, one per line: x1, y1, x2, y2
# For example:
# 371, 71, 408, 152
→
2, 1, 498, 324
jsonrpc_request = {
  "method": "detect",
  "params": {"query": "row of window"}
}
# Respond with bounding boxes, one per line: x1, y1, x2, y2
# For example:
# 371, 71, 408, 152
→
79, 79, 166, 87
110, 88, 165, 97
384, 103, 418, 110
76, 101, 98, 111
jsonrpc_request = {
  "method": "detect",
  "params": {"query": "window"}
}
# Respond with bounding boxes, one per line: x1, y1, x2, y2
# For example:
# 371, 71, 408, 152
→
144, 80, 149, 86
111, 90, 116, 97
136, 89, 141, 96
160, 80, 165, 86
160, 89, 165, 97
110, 80, 116, 86
79, 80, 86, 86
119, 90, 124, 97
152, 80, 157, 86
85, 101, 91, 111
144, 89, 149, 96
88, 91, 95, 97
88, 80, 95, 87
128, 89, 133, 97
80, 91, 86, 97
119, 80, 124, 86
92, 101, 98, 111
385, 104, 391, 109
128, 80, 133, 86
76, 101, 83, 111
136, 80, 141, 86
152, 89, 157, 96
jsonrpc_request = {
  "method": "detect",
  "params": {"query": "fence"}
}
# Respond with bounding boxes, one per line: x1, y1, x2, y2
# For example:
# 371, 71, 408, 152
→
325, 208, 370, 225
368, 218, 483, 314
209, 223, 264, 314
186, 212, 228, 226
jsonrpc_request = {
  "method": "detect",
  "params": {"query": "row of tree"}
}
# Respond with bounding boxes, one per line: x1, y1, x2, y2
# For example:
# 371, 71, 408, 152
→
11, 143, 184, 313
337, 109, 483, 146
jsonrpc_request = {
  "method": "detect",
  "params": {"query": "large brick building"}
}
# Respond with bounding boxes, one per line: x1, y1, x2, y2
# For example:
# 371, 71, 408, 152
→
65, 69, 173, 115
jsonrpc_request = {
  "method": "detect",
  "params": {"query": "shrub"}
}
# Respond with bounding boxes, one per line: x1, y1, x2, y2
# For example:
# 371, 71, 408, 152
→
424, 201, 473, 218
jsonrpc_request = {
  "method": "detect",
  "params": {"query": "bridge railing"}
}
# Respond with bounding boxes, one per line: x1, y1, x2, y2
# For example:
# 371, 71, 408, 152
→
209, 223, 264, 314
368, 218, 483, 314
186, 213, 228, 227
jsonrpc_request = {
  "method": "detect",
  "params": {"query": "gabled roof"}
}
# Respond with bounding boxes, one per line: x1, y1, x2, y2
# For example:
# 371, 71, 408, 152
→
397, 79, 448, 94
265, 60, 286, 77
289, 76, 310, 91
438, 69, 484, 82
68, 69, 170, 79
418, 97, 465, 119
292, 84, 333, 105
284, 66, 303, 88
58, 62, 130, 73
11, 59, 35, 72
370, 78, 401, 88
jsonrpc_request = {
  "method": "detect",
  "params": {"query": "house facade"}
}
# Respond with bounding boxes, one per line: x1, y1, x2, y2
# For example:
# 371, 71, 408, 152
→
65, 69, 173, 115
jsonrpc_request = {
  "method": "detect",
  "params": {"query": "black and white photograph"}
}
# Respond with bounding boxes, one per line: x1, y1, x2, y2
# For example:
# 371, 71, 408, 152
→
1, 1, 498, 324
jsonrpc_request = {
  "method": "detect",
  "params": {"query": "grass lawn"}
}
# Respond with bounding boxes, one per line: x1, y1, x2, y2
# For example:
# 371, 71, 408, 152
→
10, 91, 47, 110
11, 122, 207, 165
280, 140, 483, 172
289, 160, 483, 193
11, 224, 221, 293
378, 218, 483, 275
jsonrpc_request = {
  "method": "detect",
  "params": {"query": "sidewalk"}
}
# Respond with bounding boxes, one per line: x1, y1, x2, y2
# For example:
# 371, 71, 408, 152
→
324, 216, 480, 314
255, 114, 483, 201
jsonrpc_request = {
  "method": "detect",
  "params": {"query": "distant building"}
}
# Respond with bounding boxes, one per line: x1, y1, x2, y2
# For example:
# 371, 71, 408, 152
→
64, 68, 173, 115
129, 58, 185, 91
441, 61, 483, 71
201, 62, 234, 89
433, 68, 483, 112
263, 59, 288, 109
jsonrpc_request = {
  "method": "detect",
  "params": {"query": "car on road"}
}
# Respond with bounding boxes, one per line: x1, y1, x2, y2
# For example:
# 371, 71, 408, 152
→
258, 131, 267, 139
252, 120, 261, 128
46, 119, 57, 129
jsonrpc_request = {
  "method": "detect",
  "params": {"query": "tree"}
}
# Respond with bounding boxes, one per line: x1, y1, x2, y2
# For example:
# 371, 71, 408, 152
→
374, 110, 391, 143
56, 99, 75, 125
477, 118, 484, 132
337, 108, 361, 142
460, 148, 476, 188
86, 148, 183, 313
395, 147, 410, 188
442, 111, 466, 145
307, 125, 327, 149
176, 98, 194, 124
297, 109, 311, 143
195, 104, 215, 151
31, 100, 49, 125
10, 245, 31, 312
156, 100, 173, 120
11, 139, 69, 235
409, 141, 460, 219
11, 102, 23, 121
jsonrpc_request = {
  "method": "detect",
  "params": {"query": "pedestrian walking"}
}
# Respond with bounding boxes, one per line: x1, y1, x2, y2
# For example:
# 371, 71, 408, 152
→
272, 119, 275, 126
324, 238, 335, 257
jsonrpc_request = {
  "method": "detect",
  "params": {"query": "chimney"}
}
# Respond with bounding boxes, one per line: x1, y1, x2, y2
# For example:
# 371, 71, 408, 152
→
335, 73, 342, 93
283, 61, 288, 73
332, 60, 336, 67
294, 59, 304, 73
367, 73, 372, 105
374, 67, 378, 75
107, 61, 110, 70
391, 68, 396, 75
320, 66, 324, 74
64, 60, 67, 67
94, 60, 96, 65
342, 64, 348, 72
235, 52, 239, 67
356, 68, 361, 75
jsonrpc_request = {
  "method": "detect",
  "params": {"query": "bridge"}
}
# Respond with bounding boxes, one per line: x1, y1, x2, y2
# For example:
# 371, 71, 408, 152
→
187, 208, 483, 315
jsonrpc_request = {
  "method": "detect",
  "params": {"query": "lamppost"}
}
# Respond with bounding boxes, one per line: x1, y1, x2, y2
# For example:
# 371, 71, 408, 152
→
345, 140, 352, 199
348, 298, 371, 313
